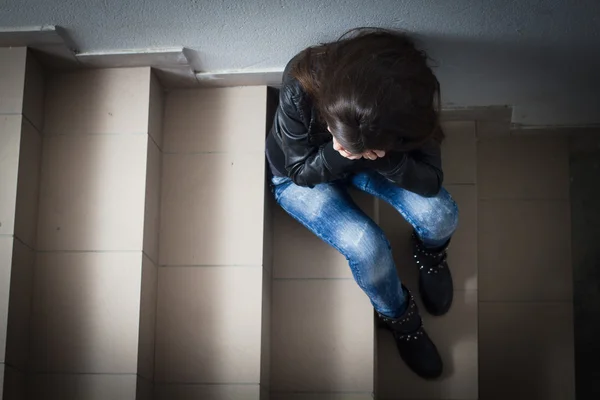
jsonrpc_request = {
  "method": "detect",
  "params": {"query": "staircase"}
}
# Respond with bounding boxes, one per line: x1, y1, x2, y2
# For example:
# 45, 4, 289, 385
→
0, 47, 575, 400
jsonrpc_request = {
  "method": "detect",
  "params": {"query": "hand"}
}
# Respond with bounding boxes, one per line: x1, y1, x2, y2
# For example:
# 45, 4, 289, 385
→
361, 149, 386, 160
332, 136, 386, 160
338, 149, 364, 160
332, 136, 362, 160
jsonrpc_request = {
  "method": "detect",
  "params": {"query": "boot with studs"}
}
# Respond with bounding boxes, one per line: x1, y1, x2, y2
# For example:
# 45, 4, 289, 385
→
378, 286, 443, 379
412, 232, 453, 316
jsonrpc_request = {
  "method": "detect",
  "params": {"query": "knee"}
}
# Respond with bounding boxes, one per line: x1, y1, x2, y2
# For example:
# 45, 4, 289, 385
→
418, 193, 459, 242
339, 223, 394, 287
342, 223, 390, 262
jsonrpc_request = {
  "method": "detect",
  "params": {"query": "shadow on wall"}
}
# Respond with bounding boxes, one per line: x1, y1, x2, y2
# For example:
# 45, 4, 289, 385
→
190, 30, 600, 127
412, 33, 600, 126
569, 133, 600, 400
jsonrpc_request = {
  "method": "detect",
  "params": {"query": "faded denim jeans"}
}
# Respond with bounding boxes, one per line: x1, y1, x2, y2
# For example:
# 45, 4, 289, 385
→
271, 170, 459, 318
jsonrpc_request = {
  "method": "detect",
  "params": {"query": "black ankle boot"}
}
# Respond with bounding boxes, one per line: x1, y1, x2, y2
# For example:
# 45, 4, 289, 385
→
412, 232, 453, 316
378, 287, 443, 379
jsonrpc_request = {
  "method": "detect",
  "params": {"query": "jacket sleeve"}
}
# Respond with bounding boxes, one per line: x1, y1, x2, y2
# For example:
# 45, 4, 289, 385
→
275, 84, 358, 187
370, 139, 444, 197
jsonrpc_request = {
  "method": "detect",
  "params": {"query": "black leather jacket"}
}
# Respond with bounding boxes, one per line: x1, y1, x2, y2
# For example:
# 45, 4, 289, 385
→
265, 59, 444, 197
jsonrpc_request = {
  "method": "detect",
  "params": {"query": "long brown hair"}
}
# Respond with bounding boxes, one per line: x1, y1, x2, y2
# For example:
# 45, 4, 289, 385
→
291, 27, 443, 154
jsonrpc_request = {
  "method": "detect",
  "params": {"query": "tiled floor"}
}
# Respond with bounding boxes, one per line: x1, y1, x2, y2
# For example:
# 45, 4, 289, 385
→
270, 118, 575, 399
153, 86, 270, 400
477, 133, 574, 400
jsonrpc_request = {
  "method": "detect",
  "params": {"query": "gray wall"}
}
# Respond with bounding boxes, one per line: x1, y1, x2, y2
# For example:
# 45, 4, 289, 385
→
2, 0, 599, 126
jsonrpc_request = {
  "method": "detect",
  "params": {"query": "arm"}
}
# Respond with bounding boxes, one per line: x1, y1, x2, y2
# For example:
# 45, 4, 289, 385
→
370, 139, 444, 197
275, 83, 358, 187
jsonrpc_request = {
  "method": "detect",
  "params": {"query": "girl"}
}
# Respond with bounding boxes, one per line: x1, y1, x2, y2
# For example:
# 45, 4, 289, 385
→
265, 28, 458, 379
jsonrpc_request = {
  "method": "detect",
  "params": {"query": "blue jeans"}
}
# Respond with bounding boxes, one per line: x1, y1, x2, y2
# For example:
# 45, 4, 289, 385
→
271, 171, 459, 318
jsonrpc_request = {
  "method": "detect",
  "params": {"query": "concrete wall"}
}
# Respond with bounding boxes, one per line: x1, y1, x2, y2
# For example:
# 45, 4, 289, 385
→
1, 0, 599, 126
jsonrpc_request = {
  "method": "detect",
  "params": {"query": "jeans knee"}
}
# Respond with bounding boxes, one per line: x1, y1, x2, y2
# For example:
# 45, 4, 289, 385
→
351, 227, 389, 259
419, 194, 459, 243
344, 227, 395, 291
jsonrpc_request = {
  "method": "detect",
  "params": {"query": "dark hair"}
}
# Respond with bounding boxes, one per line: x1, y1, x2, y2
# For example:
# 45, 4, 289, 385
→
291, 27, 443, 154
